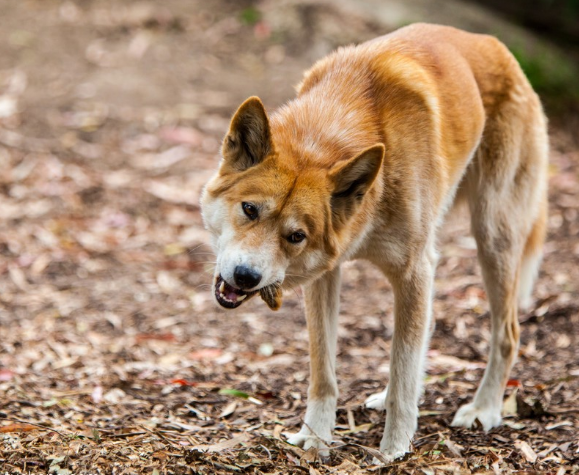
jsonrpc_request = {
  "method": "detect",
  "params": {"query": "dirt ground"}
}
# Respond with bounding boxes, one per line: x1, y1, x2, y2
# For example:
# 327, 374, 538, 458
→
0, 1, 578, 474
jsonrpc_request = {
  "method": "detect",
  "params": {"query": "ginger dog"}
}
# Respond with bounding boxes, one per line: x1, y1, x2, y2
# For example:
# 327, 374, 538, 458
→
201, 23, 548, 460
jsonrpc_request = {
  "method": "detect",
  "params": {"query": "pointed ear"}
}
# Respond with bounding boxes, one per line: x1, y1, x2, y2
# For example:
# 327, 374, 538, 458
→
329, 144, 384, 221
221, 96, 273, 171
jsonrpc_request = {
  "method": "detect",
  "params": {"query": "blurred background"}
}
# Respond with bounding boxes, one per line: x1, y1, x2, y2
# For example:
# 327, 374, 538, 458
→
0, 1, 578, 473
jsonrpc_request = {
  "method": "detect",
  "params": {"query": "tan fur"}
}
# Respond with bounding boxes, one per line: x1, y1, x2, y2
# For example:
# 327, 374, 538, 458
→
201, 23, 549, 460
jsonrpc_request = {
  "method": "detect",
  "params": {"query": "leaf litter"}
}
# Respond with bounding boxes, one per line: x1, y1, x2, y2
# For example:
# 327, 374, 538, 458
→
0, 0, 578, 474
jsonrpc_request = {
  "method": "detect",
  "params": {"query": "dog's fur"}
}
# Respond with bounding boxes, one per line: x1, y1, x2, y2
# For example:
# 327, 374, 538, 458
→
201, 23, 548, 460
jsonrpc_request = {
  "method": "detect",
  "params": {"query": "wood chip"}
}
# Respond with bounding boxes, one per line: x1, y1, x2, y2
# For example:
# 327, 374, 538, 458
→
515, 440, 538, 463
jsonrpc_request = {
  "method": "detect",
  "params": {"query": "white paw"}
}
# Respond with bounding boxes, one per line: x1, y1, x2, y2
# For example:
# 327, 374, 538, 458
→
371, 449, 407, 465
378, 426, 412, 464
376, 439, 409, 464
285, 431, 329, 449
364, 388, 388, 410
286, 398, 336, 456
285, 430, 331, 457
451, 402, 502, 431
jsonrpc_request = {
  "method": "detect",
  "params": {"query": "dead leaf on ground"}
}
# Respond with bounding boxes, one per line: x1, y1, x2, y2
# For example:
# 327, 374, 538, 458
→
0, 423, 38, 433
514, 440, 538, 463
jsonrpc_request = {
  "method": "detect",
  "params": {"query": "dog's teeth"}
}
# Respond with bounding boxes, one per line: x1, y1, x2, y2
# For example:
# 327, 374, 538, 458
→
237, 294, 246, 302
219, 281, 225, 293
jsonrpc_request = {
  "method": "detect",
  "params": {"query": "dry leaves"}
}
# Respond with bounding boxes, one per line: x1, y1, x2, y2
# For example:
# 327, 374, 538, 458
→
515, 440, 538, 463
0, 0, 578, 474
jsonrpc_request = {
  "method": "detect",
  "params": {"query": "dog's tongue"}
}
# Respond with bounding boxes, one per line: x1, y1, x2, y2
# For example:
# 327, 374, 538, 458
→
223, 281, 243, 302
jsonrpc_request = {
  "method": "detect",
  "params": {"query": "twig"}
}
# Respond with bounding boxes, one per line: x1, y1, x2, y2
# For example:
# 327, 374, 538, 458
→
1, 417, 68, 438
548, 408, 579, 414
140, 425, 182, 449
303, 422, 331, 448
330, 442, 394, 465
106, 431, 147, 439
414, 430, 449, 442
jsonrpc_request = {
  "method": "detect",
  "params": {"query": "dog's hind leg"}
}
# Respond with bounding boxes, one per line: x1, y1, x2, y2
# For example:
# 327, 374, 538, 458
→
451, 214, 522, 429
286, 266, 341, 455
452, 94, 548, 430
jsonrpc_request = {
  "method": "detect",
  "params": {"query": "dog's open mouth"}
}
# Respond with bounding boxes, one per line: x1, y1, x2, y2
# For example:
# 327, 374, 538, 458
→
214, 275, 284, 311
214, 275, 257, 309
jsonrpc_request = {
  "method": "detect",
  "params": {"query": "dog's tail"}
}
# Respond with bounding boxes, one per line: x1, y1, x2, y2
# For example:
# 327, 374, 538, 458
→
518, 199, 547, 311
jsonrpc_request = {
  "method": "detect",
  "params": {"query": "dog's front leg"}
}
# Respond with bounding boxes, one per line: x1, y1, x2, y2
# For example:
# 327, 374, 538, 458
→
286, 266, 341, 454
379, 255, 434, 461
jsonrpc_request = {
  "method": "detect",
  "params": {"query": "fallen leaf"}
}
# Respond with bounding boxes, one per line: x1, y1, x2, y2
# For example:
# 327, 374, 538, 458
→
443, 437, 464, 457
135, 333, 177, 343
301, 447, 318, 463
8, 264, 29, 291
156, 270, 181, 294
335, 423, 374, 435
163, 242, 186, 256
428, 352, 486, 371
515, 440, 538, 463
537, 444, 557, 458
188, 348, 222, 360
159, 126, 204, 146
0, 369, 15, 381
170, 378, 198, 387
91, 385, 103, 404
0, 423, 37, 433
219, 401, 237, 418
546, 421, 573, 430
144, 179, 201, 205
103, 388, 126, 405
332, 459, 367, 474
345, 443, 392, 465
503, 420, 526, 429
193, 432, 251, 453
273, 424, 284, 440
558, 441, 571, 452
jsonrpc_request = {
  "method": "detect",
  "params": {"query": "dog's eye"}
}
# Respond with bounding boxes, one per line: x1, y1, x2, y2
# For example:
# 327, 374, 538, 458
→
242, 202, 258, 220
287, 231, 306, 244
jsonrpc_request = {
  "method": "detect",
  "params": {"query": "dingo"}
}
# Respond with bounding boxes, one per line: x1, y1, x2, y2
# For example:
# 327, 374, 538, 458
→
201, 23, 548, 460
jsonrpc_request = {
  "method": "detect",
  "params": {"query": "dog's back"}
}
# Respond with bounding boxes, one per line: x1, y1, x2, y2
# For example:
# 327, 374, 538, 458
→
276, 24, 547, 275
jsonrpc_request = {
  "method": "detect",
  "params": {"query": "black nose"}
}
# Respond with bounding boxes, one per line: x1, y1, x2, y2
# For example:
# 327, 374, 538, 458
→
233, 265, 262, 289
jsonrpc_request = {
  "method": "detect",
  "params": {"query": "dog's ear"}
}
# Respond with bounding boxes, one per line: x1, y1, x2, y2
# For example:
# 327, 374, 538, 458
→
329, 144, 384, 222
221, 96, 273, 171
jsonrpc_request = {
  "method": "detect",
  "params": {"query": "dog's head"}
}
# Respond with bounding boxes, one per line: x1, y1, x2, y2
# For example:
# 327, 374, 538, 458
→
201, 97, 384, 310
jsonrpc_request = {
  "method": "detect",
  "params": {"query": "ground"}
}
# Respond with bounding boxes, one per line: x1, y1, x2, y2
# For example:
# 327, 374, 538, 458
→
0, 1, 578, 474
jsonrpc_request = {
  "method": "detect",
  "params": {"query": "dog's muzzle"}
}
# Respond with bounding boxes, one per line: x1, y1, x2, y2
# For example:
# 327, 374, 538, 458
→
214, 275, 284, 311
214, 275, 257, 309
